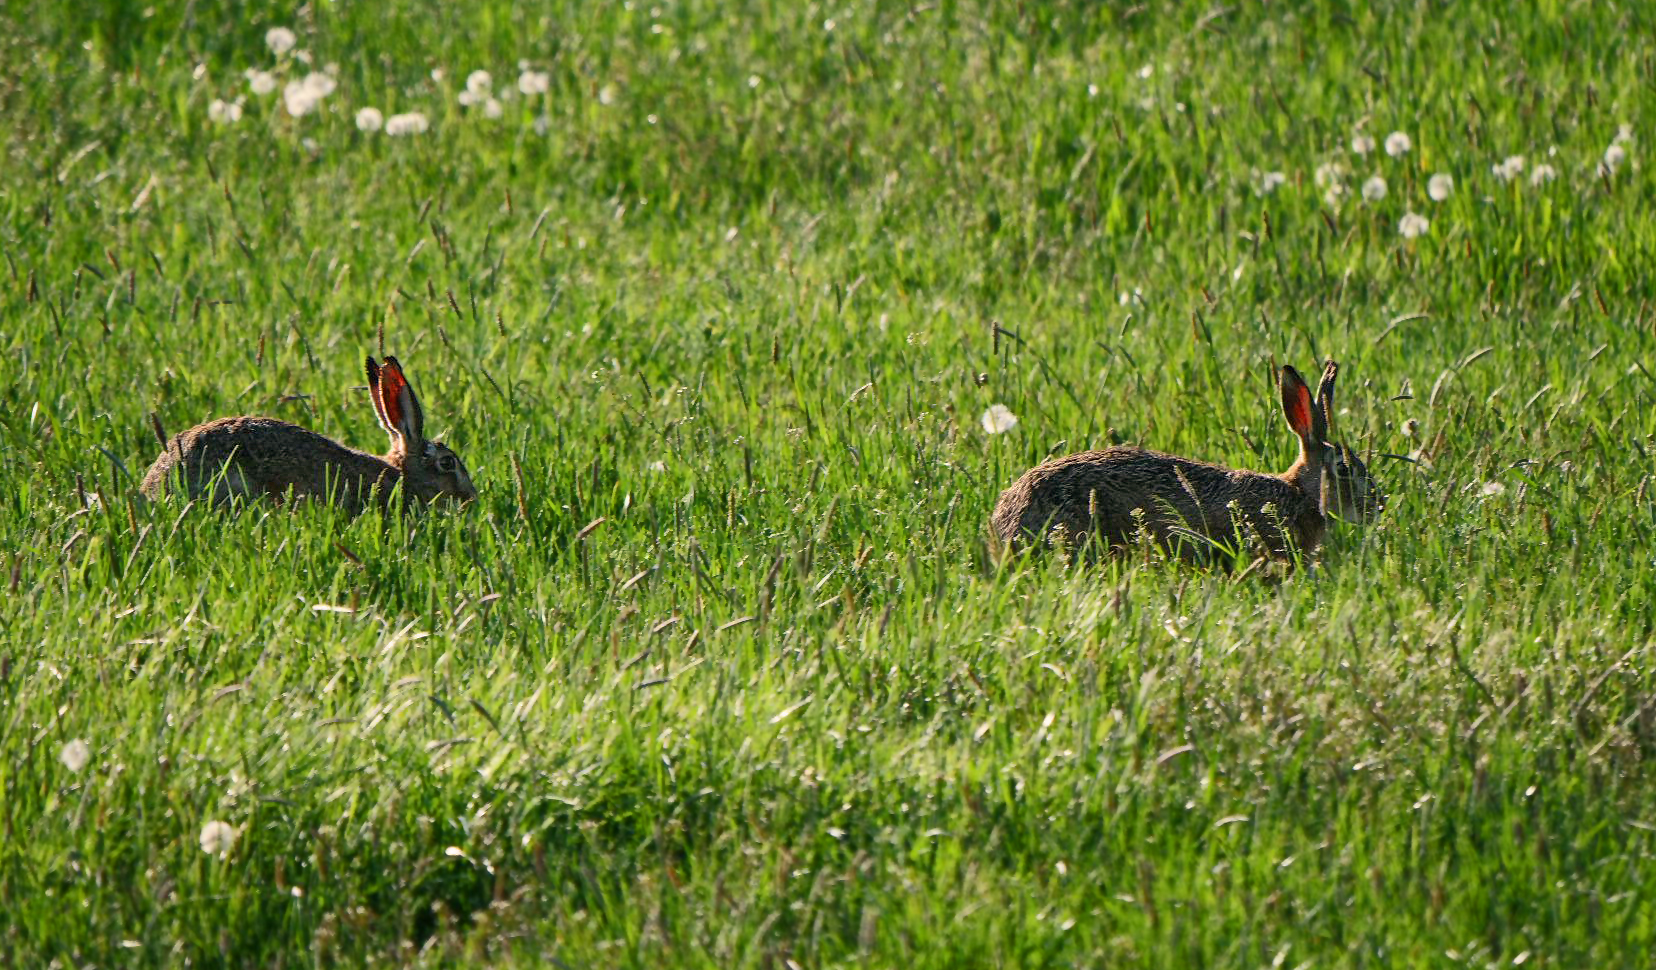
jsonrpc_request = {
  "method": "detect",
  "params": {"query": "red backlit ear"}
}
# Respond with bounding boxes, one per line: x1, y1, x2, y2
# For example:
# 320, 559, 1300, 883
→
377, 355, 425, 452
1281, 365, 1315, 440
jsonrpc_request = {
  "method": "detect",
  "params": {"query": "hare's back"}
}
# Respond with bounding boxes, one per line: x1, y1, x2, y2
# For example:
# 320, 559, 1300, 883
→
141, 416, 390, 501
990, 446, 1284, 545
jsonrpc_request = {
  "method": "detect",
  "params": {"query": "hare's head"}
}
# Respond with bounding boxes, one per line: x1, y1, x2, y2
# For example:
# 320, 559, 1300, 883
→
367, 355, 478, 506
1281, 360, 1383, 523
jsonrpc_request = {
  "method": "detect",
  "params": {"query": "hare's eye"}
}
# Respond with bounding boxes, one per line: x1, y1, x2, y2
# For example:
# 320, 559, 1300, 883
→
437, 455, 457, 473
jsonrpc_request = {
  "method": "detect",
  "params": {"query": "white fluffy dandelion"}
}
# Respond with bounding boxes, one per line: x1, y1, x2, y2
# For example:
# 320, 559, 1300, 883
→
281, 73, 335, 118
466, 70, 492, 95
1529, 163, 1557, 186
60, 739, 91, 773
1254, 170, 1287, 195
483, 98, 504, 119
385, 112, 429, 137
1351, 132, 1376, 155
199, 820, 238, 857
598, 84, 617, 106
1602, 143, 1628, 175
355, 107, 384, 132
1361, 175, 1388, 202
518, 70, 550, 95
534, 113, 551, 136
265, 27, 297, 56
1492, 155, 1525, 182
245, 69, 277, 97
1398, 212, 1429, 239
1427, 173, 1453, 201
1384, 131, 1412, 157
981, 404, 1019, 435
1615, 123, 1635, 146
207, 99, 242, 124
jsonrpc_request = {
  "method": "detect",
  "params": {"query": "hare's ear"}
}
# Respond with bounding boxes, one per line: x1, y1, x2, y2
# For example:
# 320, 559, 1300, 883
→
377, 355, 426, 453
1280, 365, 1317, 443
1316, 359, 1338, 439
366, 357, 394, 438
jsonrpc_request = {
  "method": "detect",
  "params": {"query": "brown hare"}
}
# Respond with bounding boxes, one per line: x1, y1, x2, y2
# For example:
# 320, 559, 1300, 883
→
990, 361, 1381, 563
141, 356, 476, 513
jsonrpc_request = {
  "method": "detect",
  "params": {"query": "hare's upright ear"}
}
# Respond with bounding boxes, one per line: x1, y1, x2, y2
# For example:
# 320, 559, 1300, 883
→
374, 355, 426, 454
366, 356, 392, 437
1280, 365, 1317, 444
1316, 359, 1338, 440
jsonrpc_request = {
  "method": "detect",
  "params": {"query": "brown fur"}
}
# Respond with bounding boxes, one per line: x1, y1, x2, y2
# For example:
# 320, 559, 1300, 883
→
989, 361, 1380, 563
989, 446, 1324, 560
139, 356, 476, 513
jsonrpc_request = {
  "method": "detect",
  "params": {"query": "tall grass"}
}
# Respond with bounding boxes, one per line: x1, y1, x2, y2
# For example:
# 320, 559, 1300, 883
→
4, 0, 1656, 965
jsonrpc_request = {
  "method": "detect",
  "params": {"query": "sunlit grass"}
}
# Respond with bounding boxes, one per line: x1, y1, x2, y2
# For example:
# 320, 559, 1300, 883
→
5, 0, 1656, 965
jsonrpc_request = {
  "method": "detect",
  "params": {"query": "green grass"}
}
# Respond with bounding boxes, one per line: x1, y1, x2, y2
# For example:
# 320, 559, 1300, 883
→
5, 0, 1656, 965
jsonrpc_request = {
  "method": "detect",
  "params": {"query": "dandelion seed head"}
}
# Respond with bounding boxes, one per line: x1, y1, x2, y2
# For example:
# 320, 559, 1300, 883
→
483, 97, 504, 119
1529, 164, 1557, 186
246, 70, 277, 97
1427, 173, 1454, 201
1398, 212, 1429, 239
1602, 143, 1628, 174
1615, 123, 1635, 145
207, 99, 242, 124
1384, 131, 1412, 157
1254, 169, 1287, 196
1492, 155, 1525, 182
1351, 132, 1376, 155
385, 112, 429, 137
518, 70, 551, 95
355, 107, 384, 132
598, 84, 617, 106
534, 113, 551, 136
1362, 175, 1388, 202
465, 70, 493, 96
60, 739, 90, 773
1480, 481, 1507, 497
1314, 161, 1347, 188
199, 820, 238, 857
265, 27, 297, 56
981, 404, 1019, 435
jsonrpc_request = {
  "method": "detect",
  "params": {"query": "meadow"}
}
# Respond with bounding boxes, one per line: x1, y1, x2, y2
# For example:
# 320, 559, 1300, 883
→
4, 0, 1656, 965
